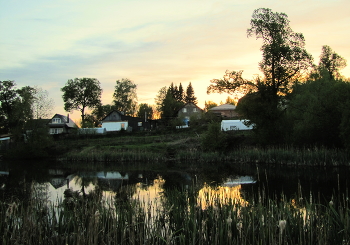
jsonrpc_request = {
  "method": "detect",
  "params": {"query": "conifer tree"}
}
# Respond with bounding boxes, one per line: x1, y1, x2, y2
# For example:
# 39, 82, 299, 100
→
185, 82, 197, 104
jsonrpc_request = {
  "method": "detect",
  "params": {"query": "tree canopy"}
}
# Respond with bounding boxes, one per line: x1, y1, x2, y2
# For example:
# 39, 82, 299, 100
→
137, 103, 154, 120
61, 78, 102, 127
207, 8, 314, 144
185, 82, 197, 104
0, 81, 34, 133
113, 78, 138, 116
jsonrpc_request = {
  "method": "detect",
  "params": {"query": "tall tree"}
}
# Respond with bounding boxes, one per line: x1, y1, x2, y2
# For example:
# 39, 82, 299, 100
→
174, 83, 184, 103
160, 87, 183, 121
61, 78, 102, 127
137, 103, 154, 120
31, 87, 54, 119
113, 78, 138, 116
155, 86, 167, 112
208, 8, 313, 144
318, 45, 347, 80
185, 82, 197, 104
0, 81, 36, 134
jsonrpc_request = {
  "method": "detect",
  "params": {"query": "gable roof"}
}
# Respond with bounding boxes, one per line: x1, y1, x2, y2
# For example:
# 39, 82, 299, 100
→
209, 103, 236, 111
49, 114, 78, 128
101, 110, 125, 122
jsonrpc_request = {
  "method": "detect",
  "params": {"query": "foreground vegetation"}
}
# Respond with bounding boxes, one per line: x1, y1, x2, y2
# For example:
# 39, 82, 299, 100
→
55, 128, 350, 167
1, 182, 349, 245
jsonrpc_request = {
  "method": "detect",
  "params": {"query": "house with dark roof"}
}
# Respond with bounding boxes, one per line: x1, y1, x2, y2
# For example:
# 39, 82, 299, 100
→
177, 103, 203, 126
101, 110, 157, 132
47, 114, 78, 134
208, 104, 239, 118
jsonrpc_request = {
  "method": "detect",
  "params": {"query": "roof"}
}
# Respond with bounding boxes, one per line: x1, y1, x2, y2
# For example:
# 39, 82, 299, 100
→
209, 104, 236, 111
177, 102, 203, 113
49, 114, 78, 128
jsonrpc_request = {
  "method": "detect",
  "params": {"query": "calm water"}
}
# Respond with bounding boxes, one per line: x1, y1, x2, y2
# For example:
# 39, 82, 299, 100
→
0, 160, 349, 207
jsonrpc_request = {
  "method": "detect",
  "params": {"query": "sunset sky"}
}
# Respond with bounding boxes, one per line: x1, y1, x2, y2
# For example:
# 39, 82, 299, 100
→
1, 0, 349, 123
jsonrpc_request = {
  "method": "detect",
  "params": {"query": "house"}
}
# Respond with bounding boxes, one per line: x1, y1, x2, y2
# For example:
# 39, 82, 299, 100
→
209, 104, 239, 118
221, 120, 253, 131
177, 103, 203, 126
101, 110, 157, 132
47, 114, 78, 134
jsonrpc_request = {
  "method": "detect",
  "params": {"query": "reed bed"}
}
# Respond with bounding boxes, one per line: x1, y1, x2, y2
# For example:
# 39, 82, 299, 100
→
62, 146, 350, 167
1, 183, 349, 244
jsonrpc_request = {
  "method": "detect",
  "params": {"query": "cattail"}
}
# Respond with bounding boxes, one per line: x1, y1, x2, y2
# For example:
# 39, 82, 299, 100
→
278, 220, 286, 234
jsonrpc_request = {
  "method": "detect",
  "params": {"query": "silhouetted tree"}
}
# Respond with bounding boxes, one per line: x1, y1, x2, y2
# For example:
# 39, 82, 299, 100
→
113, 78, 138, 116
185, 82, 197, 104
61, 78, 102, 127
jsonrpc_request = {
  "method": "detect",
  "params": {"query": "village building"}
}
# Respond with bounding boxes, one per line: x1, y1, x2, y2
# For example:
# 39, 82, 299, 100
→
208, 104, 239, 118
177, 103, 203, 126
101, 110, 157, 132
47, 114, 78, 135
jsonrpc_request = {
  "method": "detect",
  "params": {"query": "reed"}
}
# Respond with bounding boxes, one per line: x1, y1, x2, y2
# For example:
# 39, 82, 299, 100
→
1, 183, 349, 244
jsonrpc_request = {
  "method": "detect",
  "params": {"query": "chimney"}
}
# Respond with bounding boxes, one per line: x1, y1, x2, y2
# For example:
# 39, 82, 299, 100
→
67, 114, 69, 123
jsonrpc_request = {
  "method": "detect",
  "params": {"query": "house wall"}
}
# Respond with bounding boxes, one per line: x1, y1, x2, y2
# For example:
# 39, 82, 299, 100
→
102, 121, 128, 132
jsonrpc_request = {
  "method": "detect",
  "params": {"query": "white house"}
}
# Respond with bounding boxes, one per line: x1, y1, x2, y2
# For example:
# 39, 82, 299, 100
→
221, 120, 253, 131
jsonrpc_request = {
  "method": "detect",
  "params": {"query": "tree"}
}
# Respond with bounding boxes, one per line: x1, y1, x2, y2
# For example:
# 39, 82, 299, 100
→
160, 87, 184, 122
285, 48, 349, 147
318, 45, 347, 80
0, 81, 36, 134
204, 101, 218, 111
113, 78, 138, 116
174, 83, 184, 103
286, 77, 350, 147
247, 8, 313, 96
31, 87, 54, 119
185, 82, 197, 104
137, 103, 154, 120
225, 96, 236, 105
208, 8, 313, 144
155, 86, 167, 112
61, 78, 102, 127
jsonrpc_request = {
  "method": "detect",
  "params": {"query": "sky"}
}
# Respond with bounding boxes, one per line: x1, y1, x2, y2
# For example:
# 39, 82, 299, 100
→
1, 0, 350, 123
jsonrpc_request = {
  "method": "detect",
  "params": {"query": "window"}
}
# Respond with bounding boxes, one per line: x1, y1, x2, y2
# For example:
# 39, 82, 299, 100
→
138, 122, 142, 127
52, 118, 61, 123
183, 108, 187, 113
193, 108, 197, 112
230, 126, 238, 130
50, 128, 63, 134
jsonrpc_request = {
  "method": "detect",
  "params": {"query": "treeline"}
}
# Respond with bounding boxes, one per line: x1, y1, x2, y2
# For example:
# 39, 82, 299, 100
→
207, 8, 350, 148
62, 78, 200, 128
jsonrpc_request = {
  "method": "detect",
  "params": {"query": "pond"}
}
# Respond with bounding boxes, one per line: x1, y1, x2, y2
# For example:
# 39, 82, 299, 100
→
1, 160, 349, 244
1, 160, 349, 206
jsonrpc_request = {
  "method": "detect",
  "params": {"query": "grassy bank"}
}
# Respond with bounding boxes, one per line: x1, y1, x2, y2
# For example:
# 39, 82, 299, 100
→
54, 131, 350, 167
1, 184, 349, 244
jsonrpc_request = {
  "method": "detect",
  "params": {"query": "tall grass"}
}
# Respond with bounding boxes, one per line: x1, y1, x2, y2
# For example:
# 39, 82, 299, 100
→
1, 183, 349, 244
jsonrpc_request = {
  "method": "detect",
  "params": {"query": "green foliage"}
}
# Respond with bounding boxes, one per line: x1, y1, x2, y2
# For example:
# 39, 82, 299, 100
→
204, 101, 218, 111
137, 103, 154, 119
287, 77, 350, 147
318, 45, 347, 80
160, 87, 184, 123
201, 122, 227, 152
61, 78, 102, 127
185, 82, 197, 104
208, 8, 312, 146
113, 78, 138, 116
0, 80, 37, 134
